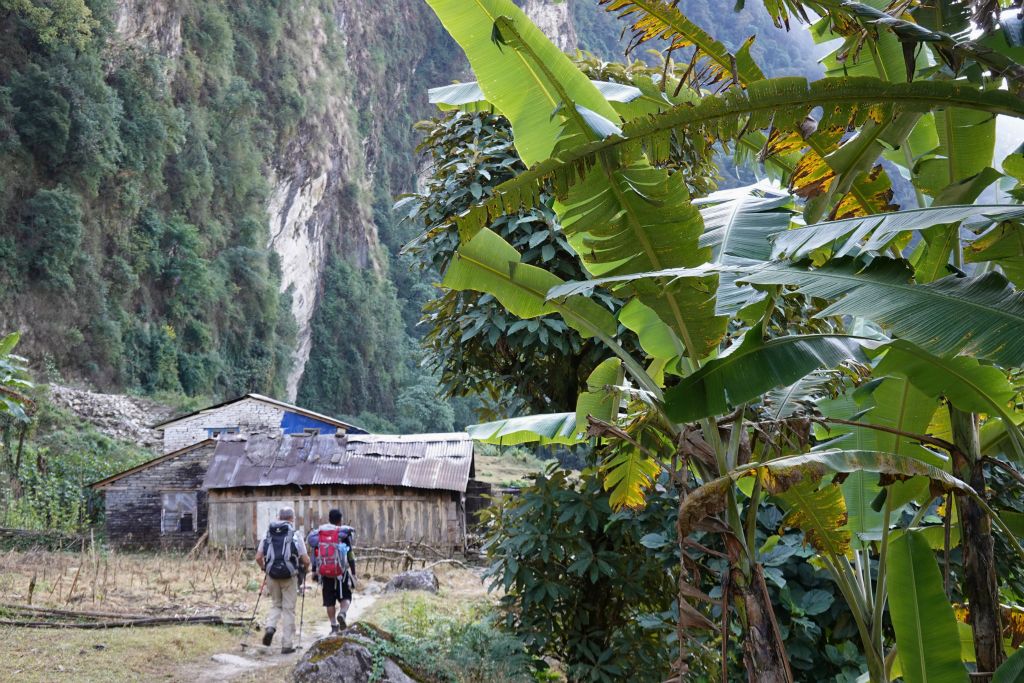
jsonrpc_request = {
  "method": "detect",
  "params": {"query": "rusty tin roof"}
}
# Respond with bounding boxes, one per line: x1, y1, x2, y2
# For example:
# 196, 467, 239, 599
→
202, 432, 474, 493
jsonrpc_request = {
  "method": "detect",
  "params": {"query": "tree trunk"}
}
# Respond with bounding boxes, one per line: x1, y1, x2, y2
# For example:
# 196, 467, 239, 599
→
950, 407, 1004, 680
733, 563, 793, 683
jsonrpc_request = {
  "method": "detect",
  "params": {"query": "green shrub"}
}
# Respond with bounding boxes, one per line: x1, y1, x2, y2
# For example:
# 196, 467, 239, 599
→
18, 185, 82, 289
370, 594, 537, 683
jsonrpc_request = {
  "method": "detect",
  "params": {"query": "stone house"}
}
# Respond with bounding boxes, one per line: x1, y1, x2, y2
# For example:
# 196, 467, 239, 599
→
153, 393, 364, 453
89, 439, 217, 548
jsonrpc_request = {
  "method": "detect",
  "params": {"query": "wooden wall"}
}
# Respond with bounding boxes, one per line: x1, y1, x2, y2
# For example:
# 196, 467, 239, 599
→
100, 443, 215, 549
207, 484, 465, 552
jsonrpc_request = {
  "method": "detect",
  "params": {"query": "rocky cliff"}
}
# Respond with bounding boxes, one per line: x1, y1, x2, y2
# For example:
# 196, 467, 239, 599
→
0, 0, 581, 405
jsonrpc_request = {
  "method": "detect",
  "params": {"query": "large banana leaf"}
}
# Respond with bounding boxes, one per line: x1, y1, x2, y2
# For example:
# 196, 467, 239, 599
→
772, 476, 851, 557
428, 79, 644, 112
453, 77, 1024, 238
887, 531, 970, 683
772, 204, 1024, 260
817, 372, 943, 538
468, 357, 629, 446
430, 0, 726, 361
575, 358, 623, 433
468, 412, 579, 445
994, 647, 1024, 683
599, 0, 765, 86
738, 257, 1024, 369
966, 221, 1024, 289
425, 0, 618, 167
442, 228, 617, 340
663, 324, 867, 422
881, 340, 1024, 461
696, 185, 792, 313
618, 298, 684, 364
558, 160, 726, 359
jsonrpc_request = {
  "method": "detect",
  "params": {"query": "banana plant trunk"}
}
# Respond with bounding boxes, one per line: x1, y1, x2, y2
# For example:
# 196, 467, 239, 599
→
950, 407, 1004, 679
732, 563, 793, 683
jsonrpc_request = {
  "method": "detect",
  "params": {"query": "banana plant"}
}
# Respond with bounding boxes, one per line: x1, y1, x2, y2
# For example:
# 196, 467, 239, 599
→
421, 0, 1024, 680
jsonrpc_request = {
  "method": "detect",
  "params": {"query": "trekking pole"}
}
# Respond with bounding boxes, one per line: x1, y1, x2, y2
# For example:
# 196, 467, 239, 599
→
298, 571, 306, 644
241, 573, 267, 649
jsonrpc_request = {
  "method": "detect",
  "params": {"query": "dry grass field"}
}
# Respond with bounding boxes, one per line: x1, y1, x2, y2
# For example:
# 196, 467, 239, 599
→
0, 545, 489, 682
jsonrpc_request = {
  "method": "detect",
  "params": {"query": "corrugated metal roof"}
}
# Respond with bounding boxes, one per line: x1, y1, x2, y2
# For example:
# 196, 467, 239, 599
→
202, 432, 474, 493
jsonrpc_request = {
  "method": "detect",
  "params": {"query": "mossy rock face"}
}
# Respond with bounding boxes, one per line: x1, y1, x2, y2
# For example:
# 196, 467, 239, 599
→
292, 626, 419, 682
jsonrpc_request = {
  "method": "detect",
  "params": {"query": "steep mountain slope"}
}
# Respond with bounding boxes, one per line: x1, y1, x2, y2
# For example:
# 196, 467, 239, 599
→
0, 0, 822, 431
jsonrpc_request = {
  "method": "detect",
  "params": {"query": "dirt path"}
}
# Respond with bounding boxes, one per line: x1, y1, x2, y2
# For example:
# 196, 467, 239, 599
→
187, 582, 382, 682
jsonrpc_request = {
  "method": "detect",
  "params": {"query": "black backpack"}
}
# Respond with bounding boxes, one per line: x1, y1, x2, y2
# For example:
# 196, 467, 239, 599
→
264, 521, 299, 579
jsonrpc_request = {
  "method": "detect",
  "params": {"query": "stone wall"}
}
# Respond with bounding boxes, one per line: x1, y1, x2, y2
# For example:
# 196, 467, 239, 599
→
161, 398, 289, 453
100, 442, 215, 549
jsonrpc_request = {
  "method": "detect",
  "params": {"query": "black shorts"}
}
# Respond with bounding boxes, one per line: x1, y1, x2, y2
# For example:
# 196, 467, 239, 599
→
321, 576, 352, 606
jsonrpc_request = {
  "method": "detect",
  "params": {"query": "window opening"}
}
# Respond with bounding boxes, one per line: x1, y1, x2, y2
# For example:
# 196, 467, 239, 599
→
161, 492, 198, 534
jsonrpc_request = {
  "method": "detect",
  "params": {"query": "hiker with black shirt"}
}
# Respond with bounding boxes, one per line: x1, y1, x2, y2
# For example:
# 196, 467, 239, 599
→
255, 506, 310, 653
307, 508, 356, 633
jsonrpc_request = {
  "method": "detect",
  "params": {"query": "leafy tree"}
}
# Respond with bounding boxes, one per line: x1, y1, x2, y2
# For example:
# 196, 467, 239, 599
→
403, 111, 618, 417
483, 464, 681, 682
18, 184, 81, 289
9, 63, 69, 169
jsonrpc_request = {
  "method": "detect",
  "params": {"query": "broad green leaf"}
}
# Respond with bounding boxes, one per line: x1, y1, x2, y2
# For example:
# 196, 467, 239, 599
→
889, 524, 961, 551
424, 0, 617, 167
915, 108, 996, 197
739, 257, 1024, 369
442, 228, 617, 340
664, 325, 867, 422
966, 221, 1024, 289
0, 332, 19, 357
841, 470, 885, 541
557, 157, 726, 360
454, 78, 1024, 241
618, 299, 683, 364
575, 358, 623, 432
887, 531, 969, 683
433, 0, 726, 361
772, 204, 1024, 260
881, 341, 1024, 461
697, 185, 792, 314
993, 644, 1024, 683
468, 412, 579, 446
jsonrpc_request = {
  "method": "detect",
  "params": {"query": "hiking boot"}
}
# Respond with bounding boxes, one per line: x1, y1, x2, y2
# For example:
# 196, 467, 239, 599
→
337, 615, 347, 630
329, 622, 339, 634
262, 626, 275, 646
281, 646, 296, 654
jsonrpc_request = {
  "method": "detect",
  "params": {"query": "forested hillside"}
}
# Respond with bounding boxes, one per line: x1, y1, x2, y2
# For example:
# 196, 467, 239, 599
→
1, 0, 819, 430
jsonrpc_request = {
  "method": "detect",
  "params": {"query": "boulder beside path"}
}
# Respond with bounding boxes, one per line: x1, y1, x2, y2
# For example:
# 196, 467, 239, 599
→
383, 569, 439, 594
292, 623, 420, 683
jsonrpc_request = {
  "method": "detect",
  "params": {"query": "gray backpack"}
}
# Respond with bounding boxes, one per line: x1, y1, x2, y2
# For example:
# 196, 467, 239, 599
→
264, 521, 299, 579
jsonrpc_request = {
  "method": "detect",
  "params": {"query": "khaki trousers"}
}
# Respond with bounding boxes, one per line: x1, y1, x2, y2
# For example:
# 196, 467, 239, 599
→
265, 576, 298, 648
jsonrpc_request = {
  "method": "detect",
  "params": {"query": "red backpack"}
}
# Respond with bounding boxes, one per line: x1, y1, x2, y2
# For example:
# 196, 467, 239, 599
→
316, 526, 348, 579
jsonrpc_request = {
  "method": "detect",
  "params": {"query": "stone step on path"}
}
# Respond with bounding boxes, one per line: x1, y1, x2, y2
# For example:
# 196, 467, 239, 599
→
193, 582, 381, 682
